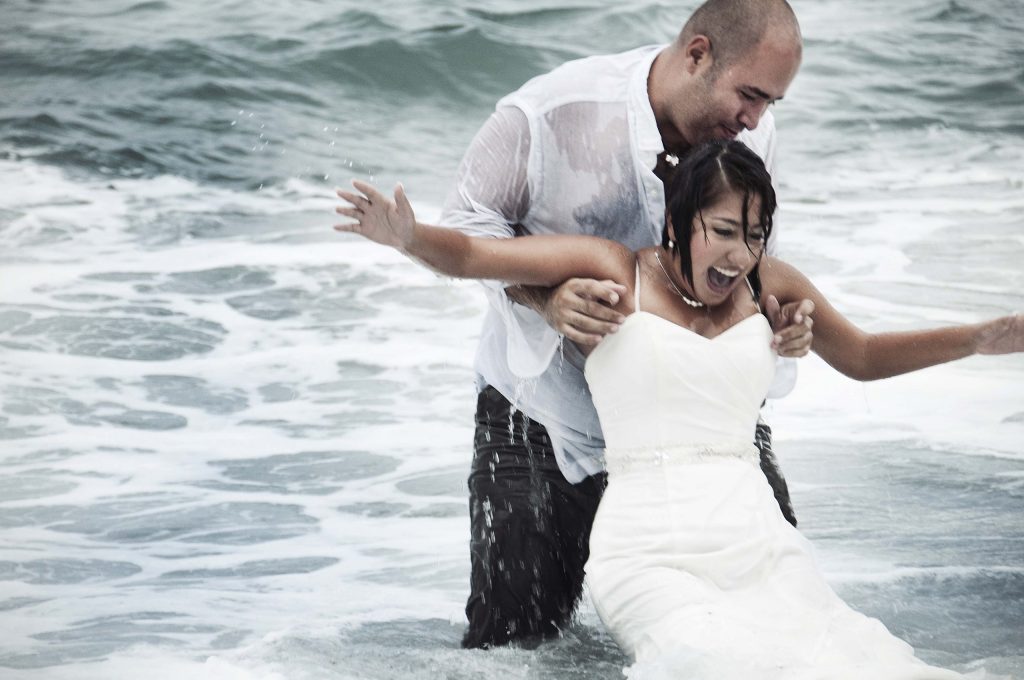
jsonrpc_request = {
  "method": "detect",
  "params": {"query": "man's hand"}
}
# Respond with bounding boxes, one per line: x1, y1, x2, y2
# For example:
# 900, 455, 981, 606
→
765, 295, 814, 358
509, 278, 627, 347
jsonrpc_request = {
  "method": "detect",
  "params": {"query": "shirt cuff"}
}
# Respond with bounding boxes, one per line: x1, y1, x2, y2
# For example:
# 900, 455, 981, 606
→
479, 280, 561, 378
766, 356, 798, 399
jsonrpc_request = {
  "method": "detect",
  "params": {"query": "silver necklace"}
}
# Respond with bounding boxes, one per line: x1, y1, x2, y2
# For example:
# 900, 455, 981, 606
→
654, 250, 704, 308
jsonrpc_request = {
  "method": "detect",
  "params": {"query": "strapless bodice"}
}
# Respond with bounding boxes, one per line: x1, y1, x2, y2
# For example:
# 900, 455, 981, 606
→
584, 311, 776, 455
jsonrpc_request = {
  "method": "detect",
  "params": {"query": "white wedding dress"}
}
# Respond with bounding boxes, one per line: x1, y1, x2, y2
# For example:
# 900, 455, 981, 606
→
583, 269, 962, 679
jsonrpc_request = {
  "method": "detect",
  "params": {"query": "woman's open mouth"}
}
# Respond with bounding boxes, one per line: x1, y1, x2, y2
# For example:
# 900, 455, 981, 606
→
707, 265, 740, 294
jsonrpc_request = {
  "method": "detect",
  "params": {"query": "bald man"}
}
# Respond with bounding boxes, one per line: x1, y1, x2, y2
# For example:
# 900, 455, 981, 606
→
441, 0, 810, 649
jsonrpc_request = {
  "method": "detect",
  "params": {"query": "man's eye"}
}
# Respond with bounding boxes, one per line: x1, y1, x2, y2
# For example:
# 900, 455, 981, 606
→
740, 91, 756, 101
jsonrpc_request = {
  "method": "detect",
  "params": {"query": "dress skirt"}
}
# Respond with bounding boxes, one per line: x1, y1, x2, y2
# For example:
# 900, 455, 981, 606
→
585, 446, 964, 680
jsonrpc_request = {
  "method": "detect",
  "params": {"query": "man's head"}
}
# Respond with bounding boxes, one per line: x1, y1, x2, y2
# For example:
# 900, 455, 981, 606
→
650, 0, 802, 151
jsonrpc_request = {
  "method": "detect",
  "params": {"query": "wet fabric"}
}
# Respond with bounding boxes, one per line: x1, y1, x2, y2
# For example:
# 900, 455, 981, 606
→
439, 45, 789, 483
756, 419, 797, 526
462, 385, 605, 648
461, 384, 797, 649
583, 312, 962, 678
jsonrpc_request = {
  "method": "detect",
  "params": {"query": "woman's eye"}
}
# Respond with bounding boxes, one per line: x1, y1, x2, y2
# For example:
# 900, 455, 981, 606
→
748, 232, 765, 243
713, 228, 734, 237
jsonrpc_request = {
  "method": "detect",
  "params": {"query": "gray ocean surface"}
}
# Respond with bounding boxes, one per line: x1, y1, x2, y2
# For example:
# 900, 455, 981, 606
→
1, 0, 1023, 677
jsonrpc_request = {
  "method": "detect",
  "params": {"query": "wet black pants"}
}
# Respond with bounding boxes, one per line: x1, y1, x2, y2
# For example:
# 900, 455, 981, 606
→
461, 385, 796, 649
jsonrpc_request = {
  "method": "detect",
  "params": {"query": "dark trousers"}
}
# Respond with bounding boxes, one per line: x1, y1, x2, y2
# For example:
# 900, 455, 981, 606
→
462, 385, 796, 649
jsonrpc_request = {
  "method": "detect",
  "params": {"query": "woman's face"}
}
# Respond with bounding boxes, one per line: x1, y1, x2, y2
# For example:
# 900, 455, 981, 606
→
686, 189, 765, 305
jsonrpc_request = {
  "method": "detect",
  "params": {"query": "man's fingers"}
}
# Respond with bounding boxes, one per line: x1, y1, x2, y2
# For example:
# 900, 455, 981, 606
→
563, 310, 621, 337
559, 323, 605, 347
772, 318, 812, 345
789, 298, 815, 324
775, 314, 813, 337
598, 279, 629, 296
570, 278, 627, 308
775, 330, 812, 356
765, 294, 782, 327
772, 317, 813, 356
572, 297, 626, 324
775, 339, 812, 358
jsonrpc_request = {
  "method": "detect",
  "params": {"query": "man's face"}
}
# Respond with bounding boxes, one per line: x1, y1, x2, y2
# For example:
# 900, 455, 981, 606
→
677, 36, 801, 147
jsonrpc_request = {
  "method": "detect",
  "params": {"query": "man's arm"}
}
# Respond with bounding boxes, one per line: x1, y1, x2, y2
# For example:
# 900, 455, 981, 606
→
506, 281, 626, 347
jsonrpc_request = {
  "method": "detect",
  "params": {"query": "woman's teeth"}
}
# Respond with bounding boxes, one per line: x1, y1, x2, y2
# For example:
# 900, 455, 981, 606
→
708, 266, 739, 290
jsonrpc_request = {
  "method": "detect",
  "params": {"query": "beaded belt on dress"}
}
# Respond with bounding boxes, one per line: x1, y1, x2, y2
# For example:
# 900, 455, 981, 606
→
603, 441, 760, 475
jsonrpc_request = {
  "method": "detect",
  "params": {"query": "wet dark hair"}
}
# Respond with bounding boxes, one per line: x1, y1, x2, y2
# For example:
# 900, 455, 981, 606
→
662, 139, 776, 300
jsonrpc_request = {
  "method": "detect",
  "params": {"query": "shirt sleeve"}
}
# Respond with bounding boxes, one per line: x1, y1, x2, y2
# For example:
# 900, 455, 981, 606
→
441, 106, 563, 378
440, 106, 530, 238
752, 113, 798, 399
757, 114, 782, 257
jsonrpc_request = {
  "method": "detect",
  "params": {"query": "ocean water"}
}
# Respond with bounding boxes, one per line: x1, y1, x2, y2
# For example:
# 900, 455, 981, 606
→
1, 0, 1023, 678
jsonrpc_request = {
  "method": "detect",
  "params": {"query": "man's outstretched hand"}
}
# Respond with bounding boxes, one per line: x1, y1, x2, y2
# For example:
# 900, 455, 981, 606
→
765, 296, 814, 357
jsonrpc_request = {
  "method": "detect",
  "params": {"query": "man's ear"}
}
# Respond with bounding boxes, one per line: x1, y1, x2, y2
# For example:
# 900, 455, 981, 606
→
683, 35, 714, 75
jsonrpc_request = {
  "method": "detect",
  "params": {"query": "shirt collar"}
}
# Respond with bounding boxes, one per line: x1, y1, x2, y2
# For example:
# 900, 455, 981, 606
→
630, 44, 668, 172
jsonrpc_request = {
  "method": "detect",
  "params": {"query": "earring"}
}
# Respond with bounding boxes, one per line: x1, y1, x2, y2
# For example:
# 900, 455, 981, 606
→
667, 239, 675, 251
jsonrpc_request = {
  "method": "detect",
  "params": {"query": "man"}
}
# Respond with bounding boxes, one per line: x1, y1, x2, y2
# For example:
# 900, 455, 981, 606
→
440, 0, 811, 649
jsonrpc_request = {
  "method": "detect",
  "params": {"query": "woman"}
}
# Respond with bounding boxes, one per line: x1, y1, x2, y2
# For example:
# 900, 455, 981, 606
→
335, 140, 1021, 677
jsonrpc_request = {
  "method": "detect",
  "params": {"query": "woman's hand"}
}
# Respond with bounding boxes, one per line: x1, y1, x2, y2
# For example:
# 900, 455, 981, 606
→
975, 313, 1024, 355
335, 180, 416, 251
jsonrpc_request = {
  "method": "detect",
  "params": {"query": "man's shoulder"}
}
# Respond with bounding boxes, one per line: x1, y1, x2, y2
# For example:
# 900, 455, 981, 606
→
736, 110, 777, 160
499, 45, 663, 114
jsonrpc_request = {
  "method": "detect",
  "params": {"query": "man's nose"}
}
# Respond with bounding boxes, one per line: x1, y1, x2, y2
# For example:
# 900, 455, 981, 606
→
739, 101, 770, 131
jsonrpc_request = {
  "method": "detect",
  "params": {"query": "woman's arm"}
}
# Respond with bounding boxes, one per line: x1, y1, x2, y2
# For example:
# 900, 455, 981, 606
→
760, 256, 1023, 380
336, 180, 634, 292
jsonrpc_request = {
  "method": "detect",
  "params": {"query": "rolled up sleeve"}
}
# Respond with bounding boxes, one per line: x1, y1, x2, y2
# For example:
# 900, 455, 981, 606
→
441, 107, 561, 378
